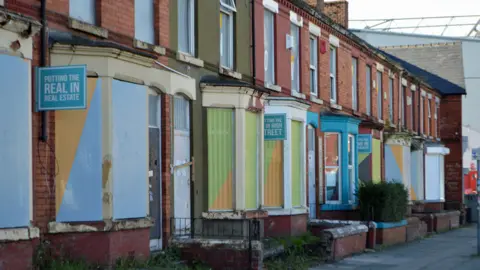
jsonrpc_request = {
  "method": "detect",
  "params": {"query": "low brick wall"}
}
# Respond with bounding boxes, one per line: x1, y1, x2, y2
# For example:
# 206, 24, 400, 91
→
309, 219, 377, 249
375, 221, 407, 246
413, 210, 460, 233
309, 221, 368, 262
173, 238, 263, 270
406, 217, 428, 242
263, 213, 307, 238
0, 227, 40, 270
0, 239, 38, 270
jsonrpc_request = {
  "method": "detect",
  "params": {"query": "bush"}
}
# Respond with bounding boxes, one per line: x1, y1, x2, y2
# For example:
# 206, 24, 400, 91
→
357, 181, 408, 223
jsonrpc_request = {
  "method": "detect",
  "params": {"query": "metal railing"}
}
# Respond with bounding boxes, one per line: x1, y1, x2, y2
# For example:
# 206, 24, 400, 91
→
171, 217, 261, 241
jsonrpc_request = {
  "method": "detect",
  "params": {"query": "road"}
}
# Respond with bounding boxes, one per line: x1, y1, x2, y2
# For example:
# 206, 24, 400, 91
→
311, 225, 480, 270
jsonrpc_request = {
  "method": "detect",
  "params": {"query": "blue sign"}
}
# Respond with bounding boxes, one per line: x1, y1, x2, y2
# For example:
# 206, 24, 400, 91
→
358, 134, 372, 153
36, 65, 87, 111
264, 114, 287, 140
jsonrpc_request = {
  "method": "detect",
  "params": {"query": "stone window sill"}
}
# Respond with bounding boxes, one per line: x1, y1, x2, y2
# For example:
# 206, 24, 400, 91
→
48, 218, 153, 234
265, 207, 308, 216
265, 83, 281, 92
133, 39, 166, 55
330, 103, 342, 110
378, 119, 384, 124
0, 226, 39, 241
219, 67, 242, 80
69, 18, 108, 38
292, 90, 306, 99
177, 52, 204, 67
202, 210, 268, 219
310, 95, 323, 105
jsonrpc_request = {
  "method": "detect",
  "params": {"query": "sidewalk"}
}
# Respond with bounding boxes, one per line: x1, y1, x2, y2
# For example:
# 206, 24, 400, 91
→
311, 225, 480, 270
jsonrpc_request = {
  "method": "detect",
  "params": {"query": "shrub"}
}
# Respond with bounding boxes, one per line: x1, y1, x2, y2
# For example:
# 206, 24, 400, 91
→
357, 181, 408, 223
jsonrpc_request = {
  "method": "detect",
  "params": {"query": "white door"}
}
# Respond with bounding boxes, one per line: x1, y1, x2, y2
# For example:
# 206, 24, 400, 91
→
308, 126, 316, 219
173, 95, 191, 234
148, 90, 162, 250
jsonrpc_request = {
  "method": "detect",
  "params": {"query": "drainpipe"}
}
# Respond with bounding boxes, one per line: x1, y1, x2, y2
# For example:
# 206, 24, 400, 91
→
251, 0, 256, 87
40, 0, 48, 141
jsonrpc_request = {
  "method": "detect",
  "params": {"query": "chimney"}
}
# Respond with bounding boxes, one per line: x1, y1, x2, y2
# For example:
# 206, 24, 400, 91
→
316, 0, 324, 12
324, 0, 349, 28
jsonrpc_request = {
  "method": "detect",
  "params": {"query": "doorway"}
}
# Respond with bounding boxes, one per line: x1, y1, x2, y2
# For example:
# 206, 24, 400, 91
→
307, 125, 316, 219
172, 95, 192, 235
148, 90, 162, 250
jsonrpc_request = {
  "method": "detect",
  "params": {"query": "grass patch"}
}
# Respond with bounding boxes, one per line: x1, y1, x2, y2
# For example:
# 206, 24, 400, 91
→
263, 232, 326, 270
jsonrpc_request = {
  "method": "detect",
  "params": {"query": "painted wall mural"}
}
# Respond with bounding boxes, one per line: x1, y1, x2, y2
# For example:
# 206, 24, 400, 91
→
112, 79, 148, 219
0, 55, 31, 228
56, 77, 102, 222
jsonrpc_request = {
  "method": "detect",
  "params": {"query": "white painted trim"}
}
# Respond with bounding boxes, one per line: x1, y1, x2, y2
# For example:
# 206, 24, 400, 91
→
290, 11, 303, 27
435, 97, 440, 103
421, 89, 427, 97
0, 28, 35, 60
0, 0, 4, 6
266, 207, 308, 216
263, 0, 279, 13
0, 227, 39, 241
376, 63, 384, 72
427, 93, 432, 99
401, 78, 407, 86
410, 84, 417, 91
309, 22, 321, 36
50, 45, 197, 100
426, 146, 450, 155
329, 35, 340, 47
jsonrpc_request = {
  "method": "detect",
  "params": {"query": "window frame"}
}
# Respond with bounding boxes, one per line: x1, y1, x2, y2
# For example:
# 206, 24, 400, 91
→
324, 132, 341, 204
366, 65, 372, 115
264, 9, 275, 85
330, 46, 337, 103
290, 23, 300, 93
352, 57, 358, 111
376, 71, 383, 119
401, 85, 406, 127
220, 1, 236, 69
347, 134, 355, 203
69, 0, 96, 25
410, 89, 415, 130
420, 95, 424, 134
178, 0, 196, 55
134, 0, 155, 44
427, 97, 432, 135
310, 35, 318, 96
388, 77, 394, 121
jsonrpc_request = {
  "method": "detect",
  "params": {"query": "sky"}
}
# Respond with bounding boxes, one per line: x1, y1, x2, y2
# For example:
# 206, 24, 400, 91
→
336, 0, 480, 37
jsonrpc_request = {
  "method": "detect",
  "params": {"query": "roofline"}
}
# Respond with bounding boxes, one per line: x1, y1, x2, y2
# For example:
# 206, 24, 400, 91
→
350, 28, 480, 43
288, 0, 436, 93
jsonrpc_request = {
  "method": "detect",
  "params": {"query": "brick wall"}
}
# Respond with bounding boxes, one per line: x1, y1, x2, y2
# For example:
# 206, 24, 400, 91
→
0, 239, 38, 270
440, 95, 463, 209
324, 1, 348, 28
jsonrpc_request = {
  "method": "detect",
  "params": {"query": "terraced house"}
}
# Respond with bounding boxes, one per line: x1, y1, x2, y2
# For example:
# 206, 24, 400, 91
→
0, 0, 465, 269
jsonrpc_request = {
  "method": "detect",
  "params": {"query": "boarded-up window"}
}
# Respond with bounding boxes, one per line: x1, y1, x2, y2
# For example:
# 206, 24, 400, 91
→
245, 112, 259, 209
291, 120, 302, 207
264, 140, 284, 207
207, 108, 234, 210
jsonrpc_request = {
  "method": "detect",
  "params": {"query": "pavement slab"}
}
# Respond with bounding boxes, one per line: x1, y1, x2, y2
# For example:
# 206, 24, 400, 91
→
311, 225, 480, 270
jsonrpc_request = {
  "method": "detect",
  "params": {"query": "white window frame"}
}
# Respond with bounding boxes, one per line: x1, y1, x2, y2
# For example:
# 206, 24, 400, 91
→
352, 57, 358, 111
330, 46, 337, 103
435, 98, 440, 137
427, 96, 432, 135
324, 132, 341, 204
410, 90, 414, 130
376, 71, 383, 119
220, 0, 236, 69
366, 65, 372, 116
264, 9, 275, 85
178, 0, 195, 55
388, 77, 394, 121
290, 23, 300, 93
310, 35, 318, 96
348, 134, 355, 203
69, 0, 96, 25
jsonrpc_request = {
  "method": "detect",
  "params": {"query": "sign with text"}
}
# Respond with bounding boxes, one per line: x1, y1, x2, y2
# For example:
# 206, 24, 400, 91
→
358, 134, 372, 153
36, 65, 87, 111
264, 114, 286, 140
